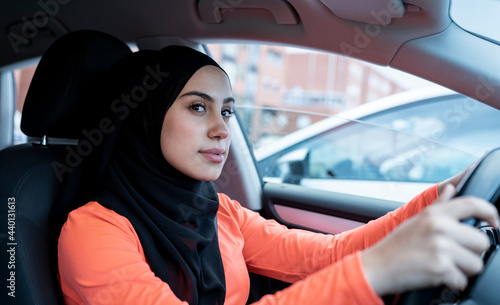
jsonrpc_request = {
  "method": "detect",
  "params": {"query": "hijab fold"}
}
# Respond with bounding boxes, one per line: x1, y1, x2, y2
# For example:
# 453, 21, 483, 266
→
91, 46, 227, 305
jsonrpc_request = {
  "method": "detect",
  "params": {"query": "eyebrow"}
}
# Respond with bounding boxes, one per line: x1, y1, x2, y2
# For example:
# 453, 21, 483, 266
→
179, 91, 235, 104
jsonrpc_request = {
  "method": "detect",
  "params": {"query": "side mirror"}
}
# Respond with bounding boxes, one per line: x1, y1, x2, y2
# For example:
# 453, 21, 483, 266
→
277, 148, 309, 184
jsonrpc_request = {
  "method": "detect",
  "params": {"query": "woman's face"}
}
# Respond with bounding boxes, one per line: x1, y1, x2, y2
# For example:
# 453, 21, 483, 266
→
160, 65, 234, 181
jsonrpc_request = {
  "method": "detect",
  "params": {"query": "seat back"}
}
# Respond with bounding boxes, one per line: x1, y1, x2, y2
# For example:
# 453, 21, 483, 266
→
0, 30, 131, 305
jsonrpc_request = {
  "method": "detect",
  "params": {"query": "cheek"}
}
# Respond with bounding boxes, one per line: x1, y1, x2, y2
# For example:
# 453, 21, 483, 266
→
160, 117, 194, 161
169, 119, 192, 140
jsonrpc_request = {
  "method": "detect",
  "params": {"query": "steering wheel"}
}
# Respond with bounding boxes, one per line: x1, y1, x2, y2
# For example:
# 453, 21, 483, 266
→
387, 148, 500, 305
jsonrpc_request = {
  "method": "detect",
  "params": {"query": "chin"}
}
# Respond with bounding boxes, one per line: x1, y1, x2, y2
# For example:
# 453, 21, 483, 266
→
194, 177, 219, 182
199, 177, 219, 182
199, 173, 222, 181
190, 169, 222, 182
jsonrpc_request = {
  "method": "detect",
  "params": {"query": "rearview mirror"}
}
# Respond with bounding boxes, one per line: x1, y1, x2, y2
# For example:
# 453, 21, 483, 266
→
277, 148, 309, 184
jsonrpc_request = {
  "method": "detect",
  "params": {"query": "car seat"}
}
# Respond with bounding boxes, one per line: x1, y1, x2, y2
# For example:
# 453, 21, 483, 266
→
0, 30, 131, 305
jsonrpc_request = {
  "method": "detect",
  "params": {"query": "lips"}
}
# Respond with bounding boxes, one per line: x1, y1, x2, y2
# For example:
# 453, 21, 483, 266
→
199, 148, 226, 163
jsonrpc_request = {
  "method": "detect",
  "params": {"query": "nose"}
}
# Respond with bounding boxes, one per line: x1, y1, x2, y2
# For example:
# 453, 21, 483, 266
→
208, 115, 230, 140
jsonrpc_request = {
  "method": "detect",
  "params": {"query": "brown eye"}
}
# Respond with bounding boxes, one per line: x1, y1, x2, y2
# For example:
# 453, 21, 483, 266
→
190, 103, 206, 112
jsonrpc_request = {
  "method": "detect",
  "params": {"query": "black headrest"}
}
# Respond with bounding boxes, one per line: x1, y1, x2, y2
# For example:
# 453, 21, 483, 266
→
21, 30, 132, 138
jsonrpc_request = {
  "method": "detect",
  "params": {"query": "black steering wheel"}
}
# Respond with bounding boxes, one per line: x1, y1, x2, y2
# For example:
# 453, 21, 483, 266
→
388, 148, 500, 305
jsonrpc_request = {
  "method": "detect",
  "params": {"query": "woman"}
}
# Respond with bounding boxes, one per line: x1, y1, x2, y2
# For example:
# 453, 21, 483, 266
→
58, 46, 498, 305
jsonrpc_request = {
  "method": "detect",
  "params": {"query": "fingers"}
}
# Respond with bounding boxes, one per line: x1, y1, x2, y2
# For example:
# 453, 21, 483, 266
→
443, 265, 468, 291
438, 161, 475, 196
414, 195, 498, 291
432, 191, 499, 229
446, 197, 499, 229
441, 237, 484, 290
414, 227, 484, 291
427, 195, 497, 254
431, 217, 490, 254
436, 183, 456, 202
452, 243, 484, 277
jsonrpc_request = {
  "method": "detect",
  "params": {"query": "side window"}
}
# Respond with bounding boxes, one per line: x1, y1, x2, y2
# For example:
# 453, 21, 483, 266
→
207, 43, 500, 203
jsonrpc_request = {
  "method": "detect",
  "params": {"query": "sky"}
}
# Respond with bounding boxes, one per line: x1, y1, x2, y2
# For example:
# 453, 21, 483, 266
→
369, 63, 443, 90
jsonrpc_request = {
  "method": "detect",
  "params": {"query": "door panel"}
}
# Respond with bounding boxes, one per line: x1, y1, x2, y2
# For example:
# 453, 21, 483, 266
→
261, 182, 401, 233
273, 205, 364, 234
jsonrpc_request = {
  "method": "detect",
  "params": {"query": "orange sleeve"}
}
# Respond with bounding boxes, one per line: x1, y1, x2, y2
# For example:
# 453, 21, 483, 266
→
58, 201, 188, 305
330, 183, 439, 260
252, 252, 381, 305
221, 184, 439, 281
218, 184, 439, 305
219, 194, 382, 305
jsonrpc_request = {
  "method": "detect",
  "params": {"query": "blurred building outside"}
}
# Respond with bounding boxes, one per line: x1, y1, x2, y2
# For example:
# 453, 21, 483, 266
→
208, 44, 409, 147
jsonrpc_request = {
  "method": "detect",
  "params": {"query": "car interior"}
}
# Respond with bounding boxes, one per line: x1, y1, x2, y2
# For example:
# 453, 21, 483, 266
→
1, 1, 499, 304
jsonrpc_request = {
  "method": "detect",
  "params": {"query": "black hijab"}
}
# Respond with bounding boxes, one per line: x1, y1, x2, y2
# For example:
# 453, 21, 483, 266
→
91, 46, 227, 305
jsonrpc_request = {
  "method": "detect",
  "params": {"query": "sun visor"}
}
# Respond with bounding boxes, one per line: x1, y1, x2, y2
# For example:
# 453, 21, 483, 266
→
320, 0, 406, 25
198, 0, 299, 25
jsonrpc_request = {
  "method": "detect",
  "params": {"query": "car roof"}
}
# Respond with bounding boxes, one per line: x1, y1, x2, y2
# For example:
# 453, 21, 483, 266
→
1, 0, 499, 110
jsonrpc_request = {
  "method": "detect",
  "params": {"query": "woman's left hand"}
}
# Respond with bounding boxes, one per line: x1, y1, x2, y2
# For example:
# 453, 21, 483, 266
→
437, 161, 476, 197
361, 184, 499, 296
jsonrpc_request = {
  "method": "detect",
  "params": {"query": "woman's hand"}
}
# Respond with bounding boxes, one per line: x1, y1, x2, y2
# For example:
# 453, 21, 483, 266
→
437, 162, 475, 197
361, 184, 499, 296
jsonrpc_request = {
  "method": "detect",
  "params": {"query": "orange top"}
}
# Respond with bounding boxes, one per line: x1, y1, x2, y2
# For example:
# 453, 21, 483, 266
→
58, 184, 438, 305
